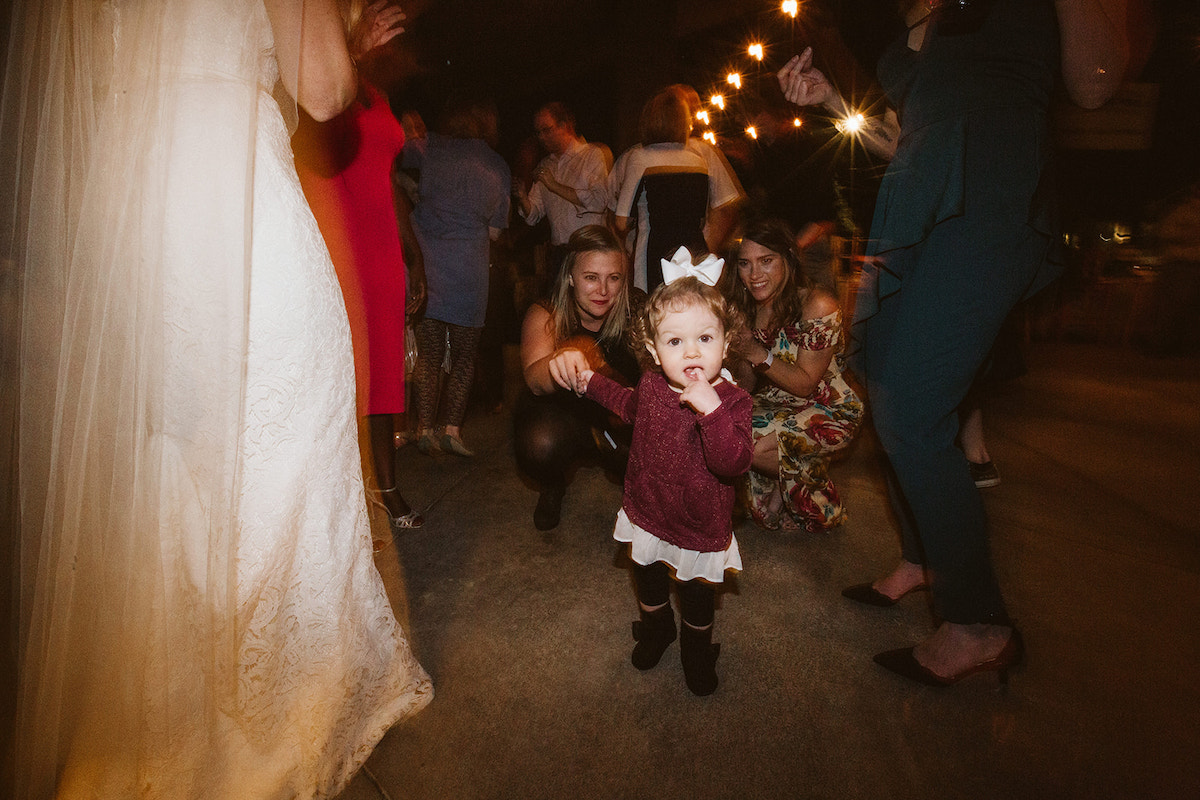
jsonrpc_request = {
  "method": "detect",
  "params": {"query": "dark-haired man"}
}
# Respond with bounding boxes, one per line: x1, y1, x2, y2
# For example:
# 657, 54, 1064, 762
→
515, 102, 611, 267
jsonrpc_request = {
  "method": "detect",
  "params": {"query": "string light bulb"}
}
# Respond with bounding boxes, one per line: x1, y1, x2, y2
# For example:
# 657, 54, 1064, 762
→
793, 117, 803, 127
748, 44, 763, 61
696, 110, 710, 125
727, 73, 742, 89
711, 94, 725, 109
836, 113, 865, 134
745, 125, 758, 139
782, 1, 798, 18
702, 131, 717, 145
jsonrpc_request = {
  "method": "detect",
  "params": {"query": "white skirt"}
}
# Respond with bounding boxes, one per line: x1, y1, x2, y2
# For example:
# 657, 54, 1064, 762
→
613, 508, 742, 583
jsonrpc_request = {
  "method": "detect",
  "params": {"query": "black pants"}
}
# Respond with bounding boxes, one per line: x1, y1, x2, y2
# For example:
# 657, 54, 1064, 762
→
858, 213, 1048, 625
512, 388, 629, 489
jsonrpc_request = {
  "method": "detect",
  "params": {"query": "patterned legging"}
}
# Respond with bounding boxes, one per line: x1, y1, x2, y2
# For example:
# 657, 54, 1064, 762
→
415, 318, 483, 432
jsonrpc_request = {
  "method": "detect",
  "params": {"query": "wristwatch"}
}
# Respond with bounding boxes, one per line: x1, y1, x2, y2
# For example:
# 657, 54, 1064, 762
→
753, 350, 774, 373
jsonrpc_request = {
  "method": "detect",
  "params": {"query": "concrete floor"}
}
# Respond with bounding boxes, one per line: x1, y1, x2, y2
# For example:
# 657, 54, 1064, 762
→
338, 341, 1200, 800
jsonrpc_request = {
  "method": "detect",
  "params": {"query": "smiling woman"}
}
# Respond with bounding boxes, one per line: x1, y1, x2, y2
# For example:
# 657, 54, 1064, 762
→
723, 218, 863, 532
514, 226, 644, 530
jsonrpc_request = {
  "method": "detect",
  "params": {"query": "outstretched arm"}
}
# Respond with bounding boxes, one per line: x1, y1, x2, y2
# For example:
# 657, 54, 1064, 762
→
584, 372, 637, 424
521, 305, 600, 395
777, 47, 900, 160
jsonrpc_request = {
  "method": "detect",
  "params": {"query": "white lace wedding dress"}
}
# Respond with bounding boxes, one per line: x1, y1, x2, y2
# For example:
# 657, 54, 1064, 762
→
3, 1, 431, 797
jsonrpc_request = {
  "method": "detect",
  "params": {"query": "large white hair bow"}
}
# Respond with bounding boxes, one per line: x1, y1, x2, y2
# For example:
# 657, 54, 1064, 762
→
661, 246, 724, 287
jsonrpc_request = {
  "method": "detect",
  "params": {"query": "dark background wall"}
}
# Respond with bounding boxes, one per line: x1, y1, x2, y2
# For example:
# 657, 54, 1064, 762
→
370, 0, 1194, 232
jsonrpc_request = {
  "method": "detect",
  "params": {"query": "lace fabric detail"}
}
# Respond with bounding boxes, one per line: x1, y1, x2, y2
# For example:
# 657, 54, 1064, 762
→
8, 1, 430, 797
233, 91, 432, 765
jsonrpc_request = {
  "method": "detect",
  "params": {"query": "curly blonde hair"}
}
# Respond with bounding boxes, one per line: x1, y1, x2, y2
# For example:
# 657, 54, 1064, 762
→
638, 276, 744, 373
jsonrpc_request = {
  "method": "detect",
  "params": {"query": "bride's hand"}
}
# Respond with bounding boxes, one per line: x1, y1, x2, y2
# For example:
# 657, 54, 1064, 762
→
350, 1, 406, 61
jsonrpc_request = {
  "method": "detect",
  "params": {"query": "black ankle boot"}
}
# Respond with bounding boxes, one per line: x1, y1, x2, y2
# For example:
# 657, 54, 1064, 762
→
533, 483, 565, 531
679, 623, 720, 696
631, 604, 676, 670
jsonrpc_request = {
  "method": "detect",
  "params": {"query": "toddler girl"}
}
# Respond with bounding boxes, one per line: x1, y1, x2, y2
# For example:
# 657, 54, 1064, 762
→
561, 248, 753, 695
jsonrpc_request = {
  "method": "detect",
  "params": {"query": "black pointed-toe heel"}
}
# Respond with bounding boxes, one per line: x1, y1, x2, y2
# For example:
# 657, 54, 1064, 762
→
841, 581, 928, 608
533, 483, 566, 531
873, 629, 1025, 687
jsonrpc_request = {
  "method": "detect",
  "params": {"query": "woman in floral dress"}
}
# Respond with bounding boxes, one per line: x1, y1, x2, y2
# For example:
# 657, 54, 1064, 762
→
724, 218, 863, 531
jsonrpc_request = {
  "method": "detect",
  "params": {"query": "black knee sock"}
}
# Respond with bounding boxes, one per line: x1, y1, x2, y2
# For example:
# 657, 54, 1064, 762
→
632, 561, 671, 609
678, 578, 715, 628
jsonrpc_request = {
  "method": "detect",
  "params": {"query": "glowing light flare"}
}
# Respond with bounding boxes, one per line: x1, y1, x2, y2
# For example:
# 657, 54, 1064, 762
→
748, 44, 764, 61
696, 110, 710, 125
835, 112, 865, 134
702, 131, 717, 145
1103, 223, 1132, 244
782, 1, 798, 18
745, 126, 758, 139
727, 73, 742, 89
793, 117, 803, 127
710, 94, 725, 110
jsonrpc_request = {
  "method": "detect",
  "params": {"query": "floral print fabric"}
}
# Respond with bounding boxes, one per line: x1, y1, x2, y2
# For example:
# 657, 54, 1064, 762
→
746, 310, 864, 531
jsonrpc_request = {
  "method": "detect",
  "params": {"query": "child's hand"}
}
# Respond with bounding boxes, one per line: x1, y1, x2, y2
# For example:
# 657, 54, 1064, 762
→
548, 348, 591, 393
575, 369, 594, 396
679, 375, 720, 416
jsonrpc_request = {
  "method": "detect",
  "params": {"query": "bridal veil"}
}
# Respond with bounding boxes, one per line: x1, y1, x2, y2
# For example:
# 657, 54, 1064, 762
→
1, 1, 432, 796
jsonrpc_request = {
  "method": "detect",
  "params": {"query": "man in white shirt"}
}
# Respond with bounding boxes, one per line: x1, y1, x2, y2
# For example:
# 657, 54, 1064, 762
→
515, 102, 611, 265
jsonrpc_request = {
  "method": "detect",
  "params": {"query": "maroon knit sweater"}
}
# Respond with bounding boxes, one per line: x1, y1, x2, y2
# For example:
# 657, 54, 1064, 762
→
586, 371, 753, 553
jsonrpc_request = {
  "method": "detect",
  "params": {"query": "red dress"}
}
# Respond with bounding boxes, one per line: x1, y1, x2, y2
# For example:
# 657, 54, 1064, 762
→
295, 83, 408, 415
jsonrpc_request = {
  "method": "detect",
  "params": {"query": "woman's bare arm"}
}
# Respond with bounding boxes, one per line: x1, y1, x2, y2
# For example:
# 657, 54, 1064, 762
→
264, 0, 356, 121
390, 175, 426, 314
523, 305, 567, 395
777, 48, 900, 161
750, 290, 840, 399
1055, 0, 1129, 109
265, 0, 407, 121
522, 305, 598, 395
